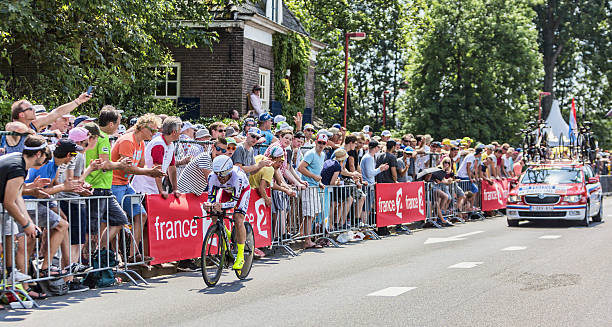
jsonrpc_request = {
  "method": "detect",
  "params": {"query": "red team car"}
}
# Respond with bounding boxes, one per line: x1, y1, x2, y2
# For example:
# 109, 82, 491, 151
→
506, 161, 603, 227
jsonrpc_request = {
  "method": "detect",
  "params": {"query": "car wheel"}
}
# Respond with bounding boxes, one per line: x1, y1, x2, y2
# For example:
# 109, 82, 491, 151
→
507, 218, 519, 227
582, 204, 590, 227
592, 200, 603, 222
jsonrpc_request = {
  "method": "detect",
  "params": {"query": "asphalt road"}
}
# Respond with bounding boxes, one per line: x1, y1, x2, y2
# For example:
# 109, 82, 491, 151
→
5, 199, 612, 326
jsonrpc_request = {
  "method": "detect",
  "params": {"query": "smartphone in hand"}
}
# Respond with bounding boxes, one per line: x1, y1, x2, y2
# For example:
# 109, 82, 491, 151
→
86, 86, 95, 96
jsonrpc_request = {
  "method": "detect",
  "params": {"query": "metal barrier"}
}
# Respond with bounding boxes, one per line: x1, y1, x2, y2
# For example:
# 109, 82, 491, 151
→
600, 175, 612, 196
119, 193, 149, 285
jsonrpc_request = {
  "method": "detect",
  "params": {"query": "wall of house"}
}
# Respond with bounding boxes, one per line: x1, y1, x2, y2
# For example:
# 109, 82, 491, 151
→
171, 28, 244, 118
242, 38, 275, 115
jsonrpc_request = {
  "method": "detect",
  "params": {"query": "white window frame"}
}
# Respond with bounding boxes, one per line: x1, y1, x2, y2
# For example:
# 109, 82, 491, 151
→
266, 0, 283, 24
154, 63, 181, 99
258, 67, 271, 111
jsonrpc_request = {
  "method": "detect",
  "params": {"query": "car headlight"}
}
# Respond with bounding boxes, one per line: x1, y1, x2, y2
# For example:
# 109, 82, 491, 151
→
508, 195, 519, 203
564, 195, 582, 203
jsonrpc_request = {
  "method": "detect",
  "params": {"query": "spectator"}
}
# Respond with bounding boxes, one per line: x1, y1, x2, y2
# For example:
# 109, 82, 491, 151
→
232, 127, 271, 176
209, 122, 227, 139
381, 130, 391, 142
321, 148, 355, 230
74, 115, 96, 128
249, 85, 264, 116
297, 133, 328, 249
376, 140, 398, 183
10, 92, 91, 133
362, 125, 373, 138
240, 118, 256, 138
1, 135, 48, 289
302, 123, 316, 145
132, 116, 182, 198
396, 149, 408, 182
110, 113, 165, 263
178, 137, 228, 196
258, 113, 276, 154
228, 109, 240, 120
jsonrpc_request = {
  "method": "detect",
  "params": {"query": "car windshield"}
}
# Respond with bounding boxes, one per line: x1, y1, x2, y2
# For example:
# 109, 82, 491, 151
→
521, 168, 583, 184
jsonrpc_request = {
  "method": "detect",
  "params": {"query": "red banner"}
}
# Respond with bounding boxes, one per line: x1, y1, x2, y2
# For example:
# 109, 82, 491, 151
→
375, 182, 426, 227
146, 189, 272, 265
480, 179, 509, 211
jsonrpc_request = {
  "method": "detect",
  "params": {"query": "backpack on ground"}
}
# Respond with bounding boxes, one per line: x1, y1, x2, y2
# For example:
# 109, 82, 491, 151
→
83, 249, 117, 289
38, 277, 68, 296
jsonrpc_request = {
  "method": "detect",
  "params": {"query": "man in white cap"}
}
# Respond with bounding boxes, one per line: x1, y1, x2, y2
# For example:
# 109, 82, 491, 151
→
381, 130, 392, 142
362, 125, 373, 138
303, 123, 316, 145
180, 121, 195, 140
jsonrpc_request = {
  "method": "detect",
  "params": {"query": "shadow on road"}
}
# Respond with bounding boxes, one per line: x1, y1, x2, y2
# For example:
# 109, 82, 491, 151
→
193, 278, 250, 294
512, 220, 605, 229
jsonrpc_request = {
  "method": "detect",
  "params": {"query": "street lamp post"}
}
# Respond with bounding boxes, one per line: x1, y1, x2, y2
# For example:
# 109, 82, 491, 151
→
382, 90, 390, 128
343, 32, 366, 129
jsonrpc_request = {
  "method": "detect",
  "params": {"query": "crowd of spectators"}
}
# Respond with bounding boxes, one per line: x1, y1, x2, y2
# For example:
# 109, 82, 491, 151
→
2, 84, 610, 300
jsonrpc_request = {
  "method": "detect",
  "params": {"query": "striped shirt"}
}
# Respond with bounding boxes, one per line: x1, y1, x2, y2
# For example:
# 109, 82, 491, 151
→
177, 152, 212, 196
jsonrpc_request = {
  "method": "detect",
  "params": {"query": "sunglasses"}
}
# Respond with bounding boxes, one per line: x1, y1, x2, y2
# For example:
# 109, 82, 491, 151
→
215, 146, 227, 153
218, 169, 233, 178
21, 106, 34, 113
305, 129, 314, 133
317, 141, 326, 145
249, 134, 261, 139
227, 144, 237, 151
146, 126, 158, 134
218, 129, 226, 133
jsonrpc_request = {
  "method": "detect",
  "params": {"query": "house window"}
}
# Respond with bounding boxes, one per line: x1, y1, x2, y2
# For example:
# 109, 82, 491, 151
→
258, 67, 271, 111
155, 63, 181, 99
266, 0, 283, 24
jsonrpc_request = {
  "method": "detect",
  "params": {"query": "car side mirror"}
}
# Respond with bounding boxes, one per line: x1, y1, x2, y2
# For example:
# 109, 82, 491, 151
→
588, 177, 599, 184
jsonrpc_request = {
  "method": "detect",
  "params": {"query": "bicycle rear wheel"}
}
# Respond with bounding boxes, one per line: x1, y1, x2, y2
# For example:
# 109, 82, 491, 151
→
235, 222, 255, 280
201, 224, 225, 287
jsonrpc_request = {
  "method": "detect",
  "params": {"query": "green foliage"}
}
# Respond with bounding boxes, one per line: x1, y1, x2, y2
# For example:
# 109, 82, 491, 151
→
402, 0, 542, 144
272, 32, 310, 120
0, 0, 231, 126
534, 0, 612, 147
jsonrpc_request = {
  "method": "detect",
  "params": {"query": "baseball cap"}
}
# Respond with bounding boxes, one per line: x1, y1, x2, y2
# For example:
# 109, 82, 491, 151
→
117, 124, 126, 134
475, 143, 485, 150
195, 128, 210, 139
248, 127, 262, 136
74, 115, 97, 127
381, 130, 391, 137
328, 127, 340, 135
332, 123, 342, 129
277, 122, 293, 132
226, 137, 238, 146
318, 129, 332, 137
274, 115, 287, 124
404, 146, 415, 153
485, 144, 495, 150
303, 123, 315, 131
431, 141, 442, 147
226, 126, 238, 137
259, 113, 272, 121
268, 146, 284, 158
334, 148, 348, 161
33, 105, 47, 114
316, 133, 328, 143
442, 138, 451, 146
55, 138, 83, 156
68, 127, 89, 142
362, 125, 372, 133
181, 121, 194, 133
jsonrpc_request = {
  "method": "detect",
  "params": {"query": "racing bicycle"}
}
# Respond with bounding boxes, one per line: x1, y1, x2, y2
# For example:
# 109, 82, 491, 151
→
193, 209, 255, 287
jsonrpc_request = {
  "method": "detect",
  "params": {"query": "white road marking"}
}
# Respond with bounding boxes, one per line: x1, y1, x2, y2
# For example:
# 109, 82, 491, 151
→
424, 231, 484, 244
502, 246, 527, 251
367, 287, 417, 297
448, 262, 484, 269
539, 235, 562, 239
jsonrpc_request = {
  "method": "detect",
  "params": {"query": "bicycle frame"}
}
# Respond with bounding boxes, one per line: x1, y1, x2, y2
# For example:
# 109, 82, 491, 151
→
194, 212, 236, 263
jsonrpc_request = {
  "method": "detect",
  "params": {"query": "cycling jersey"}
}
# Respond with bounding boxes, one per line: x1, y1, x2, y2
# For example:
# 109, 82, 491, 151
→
207, 166, 251, 214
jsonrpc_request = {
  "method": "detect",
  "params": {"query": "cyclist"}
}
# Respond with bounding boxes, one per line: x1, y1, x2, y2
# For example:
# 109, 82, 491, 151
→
203, 155, 250, 270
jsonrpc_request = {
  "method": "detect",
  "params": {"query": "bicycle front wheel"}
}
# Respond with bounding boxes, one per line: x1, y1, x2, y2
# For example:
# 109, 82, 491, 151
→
201, 224, 225, 287
235, 222, 255, 280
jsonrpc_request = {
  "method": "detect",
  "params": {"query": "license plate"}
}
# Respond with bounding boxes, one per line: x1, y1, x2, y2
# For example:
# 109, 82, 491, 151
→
530, 206, 551, 212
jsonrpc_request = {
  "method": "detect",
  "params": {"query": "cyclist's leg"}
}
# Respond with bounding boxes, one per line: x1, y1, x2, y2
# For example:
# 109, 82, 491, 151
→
232, 188, 250, 269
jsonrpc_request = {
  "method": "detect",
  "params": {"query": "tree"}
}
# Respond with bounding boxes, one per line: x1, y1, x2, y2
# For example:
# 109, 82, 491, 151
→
402, 0, 542, 143
286, 0, 410, 131
0, 0, 231, 119
534, 0, 611, 147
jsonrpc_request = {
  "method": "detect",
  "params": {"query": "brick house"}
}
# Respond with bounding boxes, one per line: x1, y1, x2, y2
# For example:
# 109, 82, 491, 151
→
157, 0, 324, 120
